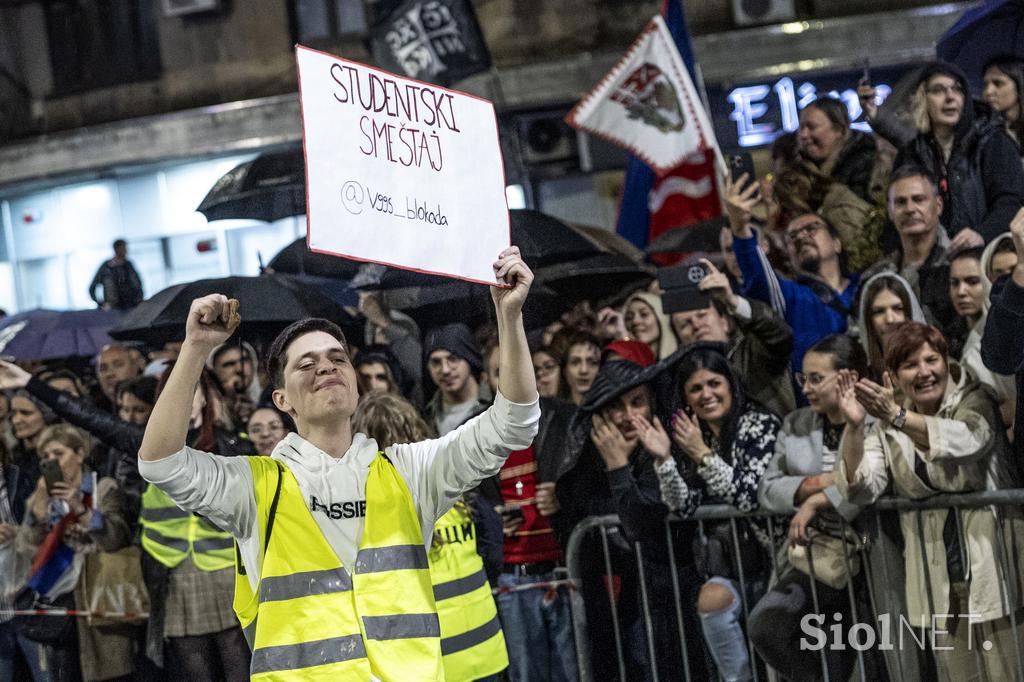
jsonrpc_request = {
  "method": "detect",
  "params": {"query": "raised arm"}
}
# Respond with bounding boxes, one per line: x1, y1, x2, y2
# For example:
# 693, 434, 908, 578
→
139, 295, 237, 462
391, 248, 540, 525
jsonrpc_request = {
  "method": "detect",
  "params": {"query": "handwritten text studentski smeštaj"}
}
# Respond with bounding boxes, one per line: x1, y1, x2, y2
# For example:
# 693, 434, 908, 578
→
330, 63, 461, 173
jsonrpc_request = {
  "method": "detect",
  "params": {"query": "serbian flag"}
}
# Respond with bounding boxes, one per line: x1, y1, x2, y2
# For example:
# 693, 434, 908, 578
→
567, 1, 723, 257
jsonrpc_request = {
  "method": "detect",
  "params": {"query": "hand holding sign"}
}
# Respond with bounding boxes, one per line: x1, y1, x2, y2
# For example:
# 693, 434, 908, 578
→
297, 45, 509, 285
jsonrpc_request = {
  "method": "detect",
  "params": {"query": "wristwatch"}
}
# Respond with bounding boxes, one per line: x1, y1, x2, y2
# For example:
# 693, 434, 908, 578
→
890, 407, 907, 430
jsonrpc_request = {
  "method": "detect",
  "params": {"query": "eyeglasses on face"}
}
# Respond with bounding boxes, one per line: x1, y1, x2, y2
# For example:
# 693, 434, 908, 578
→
534, 362, 559, 377
794, 372, 836, 388
785, 221, 826, 244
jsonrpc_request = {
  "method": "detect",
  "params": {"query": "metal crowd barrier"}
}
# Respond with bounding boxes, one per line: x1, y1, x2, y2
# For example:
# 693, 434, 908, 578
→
565, 489, 1024, 682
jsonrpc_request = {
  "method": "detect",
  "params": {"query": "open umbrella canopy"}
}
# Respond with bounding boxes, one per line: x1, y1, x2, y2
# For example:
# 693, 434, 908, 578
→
535, 253, 655, 307
937, 0, 1024, 92
265, 238, 362, 279
197, 149, 305, 222
109, 274, 359, 346
0, 308, 124, 361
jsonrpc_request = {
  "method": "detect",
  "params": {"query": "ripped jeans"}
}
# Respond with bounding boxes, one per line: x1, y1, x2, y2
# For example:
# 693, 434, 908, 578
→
698, 576, 764, 682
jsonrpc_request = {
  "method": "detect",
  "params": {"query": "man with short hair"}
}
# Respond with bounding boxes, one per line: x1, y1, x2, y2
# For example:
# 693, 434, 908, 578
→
96, 343, 144, 408
423, 323, 489, 435
669, 260, 796, 416
862, 165, 955, 330
89, 238, 144, 310
725, 175, 859, 376
138, 247, 538, 681
208, 342, 258, 424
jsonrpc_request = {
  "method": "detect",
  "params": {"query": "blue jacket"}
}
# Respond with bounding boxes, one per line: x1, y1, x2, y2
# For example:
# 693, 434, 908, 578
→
733, 231, 859, 375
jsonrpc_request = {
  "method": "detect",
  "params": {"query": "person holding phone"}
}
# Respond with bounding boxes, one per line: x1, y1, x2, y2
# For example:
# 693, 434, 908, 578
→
724, 173, 859, 387
668, 259, 797, 418
16, 424, 135, 682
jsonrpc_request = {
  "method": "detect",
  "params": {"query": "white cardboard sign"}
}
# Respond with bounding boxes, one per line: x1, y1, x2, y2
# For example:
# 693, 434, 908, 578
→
296, 44, 510, 285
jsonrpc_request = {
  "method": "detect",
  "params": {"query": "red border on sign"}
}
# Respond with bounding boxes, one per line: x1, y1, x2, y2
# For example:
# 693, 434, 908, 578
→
295, 43, 512, 288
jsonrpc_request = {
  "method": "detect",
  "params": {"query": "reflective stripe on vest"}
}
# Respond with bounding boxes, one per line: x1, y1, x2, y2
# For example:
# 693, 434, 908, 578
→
429, 503, 509, 680
140, 483, 235, 571
233, 454, 444, 682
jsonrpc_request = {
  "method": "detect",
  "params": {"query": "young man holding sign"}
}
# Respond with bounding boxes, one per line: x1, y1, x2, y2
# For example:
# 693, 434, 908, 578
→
138, 247, 538, 681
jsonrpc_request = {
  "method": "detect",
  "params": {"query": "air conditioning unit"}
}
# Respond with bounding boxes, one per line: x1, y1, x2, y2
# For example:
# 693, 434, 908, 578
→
731, 0, 795, 27
162, 0, 221, 18
516, 112, 578, 166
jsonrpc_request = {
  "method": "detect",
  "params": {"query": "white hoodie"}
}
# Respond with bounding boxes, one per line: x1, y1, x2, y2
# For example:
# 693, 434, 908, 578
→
139, 392, 539, 591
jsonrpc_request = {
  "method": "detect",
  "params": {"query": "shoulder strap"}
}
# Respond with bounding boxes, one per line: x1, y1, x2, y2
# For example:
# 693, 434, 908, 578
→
796, 276, 852, 318
236, 460, 284, 576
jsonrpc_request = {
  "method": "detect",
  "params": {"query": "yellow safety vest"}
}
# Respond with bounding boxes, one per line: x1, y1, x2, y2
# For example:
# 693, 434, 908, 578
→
429, 502, 508, 682
139, 483, 234, 571
233, 454, 443, 682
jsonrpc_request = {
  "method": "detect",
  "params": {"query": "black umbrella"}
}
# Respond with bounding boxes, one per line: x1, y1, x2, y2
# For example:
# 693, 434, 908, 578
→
0, 308, 124, 361
535, 253, 655, 307
109, 274, 359, 346
197, 149, 305, 222
937, 0, 1024, 93
645, 216, 729, 255
509, 210, 611, 269
265, 238, 362, 279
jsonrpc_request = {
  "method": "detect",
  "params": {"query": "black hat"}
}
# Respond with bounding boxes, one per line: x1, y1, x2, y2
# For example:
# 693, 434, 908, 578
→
566, 360, 655, 460
424, 323, 483, 375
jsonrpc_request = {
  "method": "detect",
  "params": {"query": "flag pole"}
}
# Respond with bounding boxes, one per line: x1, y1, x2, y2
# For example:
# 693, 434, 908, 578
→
486, 67, 536, 209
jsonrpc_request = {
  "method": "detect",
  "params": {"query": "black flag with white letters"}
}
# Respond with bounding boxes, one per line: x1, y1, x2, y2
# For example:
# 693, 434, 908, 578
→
369, 0, 491, 87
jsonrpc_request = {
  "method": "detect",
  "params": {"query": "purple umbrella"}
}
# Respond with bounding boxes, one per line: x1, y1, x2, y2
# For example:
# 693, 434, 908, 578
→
0, 309, 124, 361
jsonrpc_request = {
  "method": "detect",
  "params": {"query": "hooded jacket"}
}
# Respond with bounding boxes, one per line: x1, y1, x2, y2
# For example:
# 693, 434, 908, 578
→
962, 234, 1018, 423
822, 129, 879, 202
894, 63, 1024, 243
139, 392, 539, 592
856, 272, 926, 379
624, 291, 678, 360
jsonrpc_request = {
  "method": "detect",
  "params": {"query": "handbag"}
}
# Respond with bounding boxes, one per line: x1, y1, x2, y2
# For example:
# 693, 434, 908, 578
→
13, 586, 76, 644
79, 545, 150, 626
787, 528, 864, 590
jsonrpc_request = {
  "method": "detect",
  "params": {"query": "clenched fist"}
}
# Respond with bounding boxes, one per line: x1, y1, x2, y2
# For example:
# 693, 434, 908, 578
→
185, 295, 241, 351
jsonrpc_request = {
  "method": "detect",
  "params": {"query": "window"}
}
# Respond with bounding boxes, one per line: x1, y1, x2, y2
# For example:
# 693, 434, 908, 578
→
44, 0, 161, 94
289, 0, 369, 43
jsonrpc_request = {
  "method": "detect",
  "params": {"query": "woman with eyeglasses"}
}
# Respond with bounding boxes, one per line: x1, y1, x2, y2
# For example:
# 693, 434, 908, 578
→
893, 61, 1024, 251
531, 348, 561, 400
750, 335, 889, 682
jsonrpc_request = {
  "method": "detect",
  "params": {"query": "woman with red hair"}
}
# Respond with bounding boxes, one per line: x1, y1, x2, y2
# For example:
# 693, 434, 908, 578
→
836, 321, 1021, 680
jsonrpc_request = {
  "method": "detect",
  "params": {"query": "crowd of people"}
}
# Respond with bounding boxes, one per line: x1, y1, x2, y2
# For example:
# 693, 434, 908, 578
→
3, 56, 1024, 681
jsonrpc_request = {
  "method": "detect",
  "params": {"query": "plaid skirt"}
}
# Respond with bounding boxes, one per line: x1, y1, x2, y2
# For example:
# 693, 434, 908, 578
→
162, 557, 238, 638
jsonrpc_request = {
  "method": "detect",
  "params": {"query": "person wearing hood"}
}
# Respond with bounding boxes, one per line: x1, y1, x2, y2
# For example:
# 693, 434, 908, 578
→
797, 95, 881, 202
837, 321, 1022, 681
857, 272, 926, 381
861, 166, 957, 331
948, 246, 1017, 432
623, 291, 678, 361
360, 291, 424, 406
555, 358, 705, 681
353, 343, 410, 399
207, 340, 261, 427
423, 322, 490, 436
982, 54, 1024, 152
893, 61, 1024, 249
136, 248, 539, 681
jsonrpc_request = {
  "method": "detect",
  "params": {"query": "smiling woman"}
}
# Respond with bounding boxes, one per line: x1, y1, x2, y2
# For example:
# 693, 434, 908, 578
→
836, 320, 1022, 679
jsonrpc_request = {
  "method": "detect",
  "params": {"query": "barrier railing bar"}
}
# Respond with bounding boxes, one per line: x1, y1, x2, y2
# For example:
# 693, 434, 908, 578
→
566, 514, 616, 682
599, 524, 628, 682
634, 541, 660, 682
664, 520, 694, 682
728, 517, 759, 682
838, 516, 866, 682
